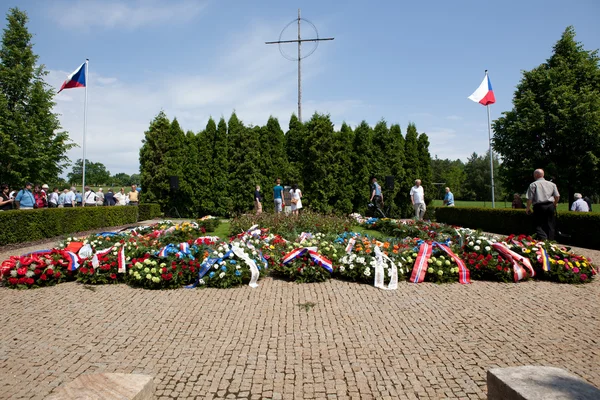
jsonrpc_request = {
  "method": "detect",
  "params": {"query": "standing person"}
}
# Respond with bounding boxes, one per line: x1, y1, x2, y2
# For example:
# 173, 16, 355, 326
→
48, 187, 59, 208
254, 185, 263, 214
75, 190, 83, 207
64, 187, 76, 207
443, 187, 455, 207
41, 184, 49, 205
369, 177, 384, 209
512, 194, 525, 209
583, 196, 593, 212
0, 184, 14, 211
289, 184, 303, 216
96, 188, 105, 206
571, 193, 589, 212
14, 182, 36, 210
128, 185, 139, 206
34, 185, 47, 208
525, 169, 560, 240
114, 187, 127, 205
84, 186, 97, 206
104, 189, 116, 206
410, 179, 426, 220
273, 178, 284, 213
58, 189, 68, 208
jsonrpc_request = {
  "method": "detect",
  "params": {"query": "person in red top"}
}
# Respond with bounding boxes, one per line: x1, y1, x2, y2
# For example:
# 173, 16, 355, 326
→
33, 184, 47, 208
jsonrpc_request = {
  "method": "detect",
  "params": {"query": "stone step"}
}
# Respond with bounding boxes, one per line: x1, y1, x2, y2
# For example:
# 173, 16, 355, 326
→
47, 373, 154, 399
488, 366, 600, 400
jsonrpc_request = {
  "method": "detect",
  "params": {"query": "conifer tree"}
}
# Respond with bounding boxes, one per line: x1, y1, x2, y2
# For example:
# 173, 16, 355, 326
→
371, 120, 389, 179
196, 120, 216, 214
259, 116, 288, 204
350, 121, 374, 212
211, 117, 229, 215
302, 113, 337, 213
401, 123, 420, 216
331, 122, 354, 213
228, 113, 261, 213
0, 8, 73, 186
181, 130, 200, 215
386, 124, 406, 215
139, 111, 172, 208
285, 113, 305, 187
417, 132, 434, 204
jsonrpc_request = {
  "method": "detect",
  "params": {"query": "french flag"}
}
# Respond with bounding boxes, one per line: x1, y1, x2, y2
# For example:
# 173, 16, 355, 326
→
58, 61, 87, 93
468, 72, 495, 106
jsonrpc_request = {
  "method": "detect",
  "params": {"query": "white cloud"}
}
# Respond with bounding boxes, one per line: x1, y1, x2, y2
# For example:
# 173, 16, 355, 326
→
48, 0, 208, 30
446, 115, 462, 121
48, 24, 362, 177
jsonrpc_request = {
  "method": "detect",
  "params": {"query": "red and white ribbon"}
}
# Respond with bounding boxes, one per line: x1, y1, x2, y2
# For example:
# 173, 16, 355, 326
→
434, 242, 470, 284
410, 242, 432, 283
492, 242, 535, 282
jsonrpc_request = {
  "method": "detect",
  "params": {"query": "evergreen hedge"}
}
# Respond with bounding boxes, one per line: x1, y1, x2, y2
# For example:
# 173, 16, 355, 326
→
434, 207, 600, 249
0, 207, 138, 246
138, 203, 161, 221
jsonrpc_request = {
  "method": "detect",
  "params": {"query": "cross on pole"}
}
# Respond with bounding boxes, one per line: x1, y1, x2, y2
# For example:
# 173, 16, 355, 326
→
266, 9, 334, 122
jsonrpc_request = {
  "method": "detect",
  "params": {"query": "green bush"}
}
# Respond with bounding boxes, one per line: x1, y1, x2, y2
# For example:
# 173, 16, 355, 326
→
435, 207, 600, 249
230, 211, 353, 236
196, 218, 221, 232
138, 203, 161, 221
0, 207, 139, 246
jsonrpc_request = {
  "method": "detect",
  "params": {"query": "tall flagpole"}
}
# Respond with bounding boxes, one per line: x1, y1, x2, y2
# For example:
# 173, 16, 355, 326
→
82, 59, 89, 190
485, 70, 495, 208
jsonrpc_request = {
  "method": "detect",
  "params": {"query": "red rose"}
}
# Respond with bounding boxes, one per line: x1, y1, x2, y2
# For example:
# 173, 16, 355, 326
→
80, 267, 88, 274
171, 265, 177, 271
496, 265, 502, 271
178, 271, 183, 276
162, 267, 167, 273
55, 271, 61, 278
167, 273, 173, 280
89, 268, 95, 274
8, 278, 17, 285
110, 273, 117, 279
503, 268, 510, 272
40, 274, 47, 281
482, 260, 488, 266
18, 277, 25, 284
26, 278, 34, 285
34, 269, 42, 275
468, 259, 475, 265
46, 268, 54, 275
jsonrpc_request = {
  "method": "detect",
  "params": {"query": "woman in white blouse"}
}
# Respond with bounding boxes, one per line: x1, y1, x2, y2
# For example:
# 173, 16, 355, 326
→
289, 184, 303, 215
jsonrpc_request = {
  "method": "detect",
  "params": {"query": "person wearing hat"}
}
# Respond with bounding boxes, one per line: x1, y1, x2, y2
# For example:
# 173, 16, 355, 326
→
14, 182, 36, 210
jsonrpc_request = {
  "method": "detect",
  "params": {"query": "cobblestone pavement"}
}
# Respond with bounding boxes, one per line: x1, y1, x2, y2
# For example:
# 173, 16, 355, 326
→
1, 277, 599, 399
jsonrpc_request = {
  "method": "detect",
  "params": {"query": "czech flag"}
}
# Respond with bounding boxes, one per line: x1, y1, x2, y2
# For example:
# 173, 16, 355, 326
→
58, 61, 87, 93
468, 72, 495, 106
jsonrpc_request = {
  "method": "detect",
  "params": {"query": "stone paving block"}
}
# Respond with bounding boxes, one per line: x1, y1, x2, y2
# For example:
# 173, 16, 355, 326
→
0, 279, 599, 399
46, 373, 154, 399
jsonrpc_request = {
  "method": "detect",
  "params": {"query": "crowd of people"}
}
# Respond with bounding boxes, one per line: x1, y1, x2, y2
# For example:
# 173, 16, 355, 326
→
0, 182, 140, 211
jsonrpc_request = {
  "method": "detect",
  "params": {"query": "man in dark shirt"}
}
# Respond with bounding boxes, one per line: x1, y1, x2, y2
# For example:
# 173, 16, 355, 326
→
104, 188, 116, 206
583, 196, 592, 212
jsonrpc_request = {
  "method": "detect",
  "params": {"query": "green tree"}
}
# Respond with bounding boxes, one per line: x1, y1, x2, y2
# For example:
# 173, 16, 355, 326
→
330, 122, 354, 213
228, 113, 261, 213
463, 151, 502, 202
67, 159, 111, 186
259, 116, 288, 204
110, 172, 131, 187
431, 157, 467, 200
211, 117, 229, 215
196, 119, 216, 215
302, 112, 337, 213
350, 121, 373, 213
493, 26, 600, 202
285, 113, 305, 187
386, 124, 406, 216
0, 8, 74, 187
417, 132, 434, 203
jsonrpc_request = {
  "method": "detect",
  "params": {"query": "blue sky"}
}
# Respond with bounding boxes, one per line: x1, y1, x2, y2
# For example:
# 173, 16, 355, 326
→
3, 0, 599, 175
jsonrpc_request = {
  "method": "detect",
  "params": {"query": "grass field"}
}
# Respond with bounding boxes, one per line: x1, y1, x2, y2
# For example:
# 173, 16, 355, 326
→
430, 200, 598, 212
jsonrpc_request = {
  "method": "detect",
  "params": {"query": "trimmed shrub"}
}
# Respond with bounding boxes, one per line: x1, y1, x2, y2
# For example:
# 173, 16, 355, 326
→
435, 207, 600, 249
0, 207, 139, 246
138, 203, 161, 221
196, 218, 221, 232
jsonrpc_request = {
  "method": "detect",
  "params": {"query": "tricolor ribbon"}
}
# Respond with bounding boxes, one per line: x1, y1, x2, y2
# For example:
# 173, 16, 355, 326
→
21, 249, 52, 257
537, 246, 551, 272
433, 242, 470, 284
409, 242, 432, 283
90, 246, 127, 273
231, 245, 260, 288
282, 247, 333, 273
373, 245, 398, 290
298, 232, 312, 244
491, 242, 535, 282
185, 250, 233, 288
66, 251, 80, 271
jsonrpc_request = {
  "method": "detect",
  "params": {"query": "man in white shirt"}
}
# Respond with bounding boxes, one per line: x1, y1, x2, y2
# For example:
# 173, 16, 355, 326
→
571, 193, 589, 212
48, 187, 60, 208
83, 186, 97, 207
114, 187, 127, 206
410, 179, 426, 220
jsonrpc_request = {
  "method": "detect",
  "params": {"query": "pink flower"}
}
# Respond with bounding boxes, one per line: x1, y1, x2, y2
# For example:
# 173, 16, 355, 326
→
580, 274, 588, 281
572, 267, 580, 274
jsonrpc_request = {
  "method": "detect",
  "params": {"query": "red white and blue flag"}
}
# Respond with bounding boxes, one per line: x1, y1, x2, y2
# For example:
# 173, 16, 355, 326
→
58, 61, 87, 93
468, 73, 495, 106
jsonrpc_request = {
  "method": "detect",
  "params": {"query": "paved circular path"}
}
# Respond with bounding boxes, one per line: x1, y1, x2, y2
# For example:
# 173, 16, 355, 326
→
1, 276, 599, 399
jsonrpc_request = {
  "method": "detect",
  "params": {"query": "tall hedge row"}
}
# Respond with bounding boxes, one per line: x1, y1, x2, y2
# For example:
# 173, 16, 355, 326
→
0, 207, 139, 246
435, 207, 600, 249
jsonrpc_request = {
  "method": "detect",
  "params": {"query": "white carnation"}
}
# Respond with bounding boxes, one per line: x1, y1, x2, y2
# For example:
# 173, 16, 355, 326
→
219, 272, 225, 278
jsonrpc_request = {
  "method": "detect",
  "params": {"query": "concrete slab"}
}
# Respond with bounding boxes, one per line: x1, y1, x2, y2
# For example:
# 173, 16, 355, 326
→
47, 373, 154, 400
488, 366, 600, 400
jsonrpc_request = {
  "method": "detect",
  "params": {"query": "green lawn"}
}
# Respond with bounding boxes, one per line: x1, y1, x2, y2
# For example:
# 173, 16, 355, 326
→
431, 199, 597, 212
